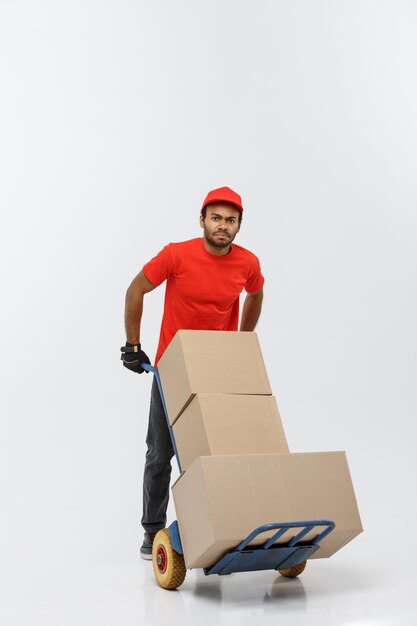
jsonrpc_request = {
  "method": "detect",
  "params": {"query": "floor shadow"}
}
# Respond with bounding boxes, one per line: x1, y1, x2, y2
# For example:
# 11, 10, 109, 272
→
265, 574, 307, 607
192, 572, 223, 602
191, 569, 309, 607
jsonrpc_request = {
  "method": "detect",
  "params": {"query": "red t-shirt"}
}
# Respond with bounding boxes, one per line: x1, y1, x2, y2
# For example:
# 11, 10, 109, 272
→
143, 238, 265, 365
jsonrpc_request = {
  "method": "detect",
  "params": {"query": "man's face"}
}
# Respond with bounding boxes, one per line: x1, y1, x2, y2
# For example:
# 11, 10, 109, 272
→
200, 203, 241, 248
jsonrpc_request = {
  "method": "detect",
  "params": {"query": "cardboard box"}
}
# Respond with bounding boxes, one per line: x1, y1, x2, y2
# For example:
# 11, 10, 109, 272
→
158, 330, 272, 424
173, 393, 289, 471
172, 452, 363, 569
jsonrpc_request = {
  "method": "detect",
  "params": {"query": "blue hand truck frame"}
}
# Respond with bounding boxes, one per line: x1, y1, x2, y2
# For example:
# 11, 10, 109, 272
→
142, 363, 335, 580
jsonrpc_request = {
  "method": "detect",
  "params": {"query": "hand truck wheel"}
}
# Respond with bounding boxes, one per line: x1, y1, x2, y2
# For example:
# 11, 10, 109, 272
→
278, 559, 307, 578
152, 528, 186, 590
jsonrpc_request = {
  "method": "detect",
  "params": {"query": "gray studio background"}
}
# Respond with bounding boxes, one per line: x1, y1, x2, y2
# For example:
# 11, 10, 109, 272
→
1, 1, 416, 624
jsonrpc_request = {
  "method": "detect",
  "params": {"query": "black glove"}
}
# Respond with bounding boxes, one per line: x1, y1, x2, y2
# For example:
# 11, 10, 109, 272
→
120, 342, 151, 374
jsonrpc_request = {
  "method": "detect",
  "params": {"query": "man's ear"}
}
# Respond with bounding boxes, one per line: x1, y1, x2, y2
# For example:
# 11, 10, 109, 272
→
199, 213, 205, 229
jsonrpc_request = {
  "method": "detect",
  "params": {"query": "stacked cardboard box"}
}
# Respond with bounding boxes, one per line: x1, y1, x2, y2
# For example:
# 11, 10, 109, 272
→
158, 330, 363, 570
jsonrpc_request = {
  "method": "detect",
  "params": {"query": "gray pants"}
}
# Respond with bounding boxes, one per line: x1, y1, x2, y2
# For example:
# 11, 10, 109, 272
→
141, 376, 174, 533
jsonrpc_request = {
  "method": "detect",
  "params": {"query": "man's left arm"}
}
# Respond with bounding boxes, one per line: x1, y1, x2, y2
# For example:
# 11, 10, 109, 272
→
239, 289, 263, 331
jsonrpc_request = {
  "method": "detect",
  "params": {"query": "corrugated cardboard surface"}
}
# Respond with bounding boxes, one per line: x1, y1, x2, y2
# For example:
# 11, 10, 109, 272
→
173, 393, 289, 470
158, 330, 272, 424
172, 452, 363, 569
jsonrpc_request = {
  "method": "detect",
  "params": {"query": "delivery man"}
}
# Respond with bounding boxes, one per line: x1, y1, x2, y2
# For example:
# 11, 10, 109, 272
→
121, 186, 265, 559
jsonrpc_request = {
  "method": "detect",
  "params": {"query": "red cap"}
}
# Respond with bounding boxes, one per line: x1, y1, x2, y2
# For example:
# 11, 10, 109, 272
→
202, 186, 244, 213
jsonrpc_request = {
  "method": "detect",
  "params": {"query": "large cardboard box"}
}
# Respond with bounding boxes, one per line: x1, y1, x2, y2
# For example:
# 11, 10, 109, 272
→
173, 393, 289, 471
158, 330, 272, 425
172, 452, 363, 569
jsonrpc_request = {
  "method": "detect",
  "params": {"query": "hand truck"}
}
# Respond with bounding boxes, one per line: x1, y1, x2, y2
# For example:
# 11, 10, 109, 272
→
142, 363, 335, 590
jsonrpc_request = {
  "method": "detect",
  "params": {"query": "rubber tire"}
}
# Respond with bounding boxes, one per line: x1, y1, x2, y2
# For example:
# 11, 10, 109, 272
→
152, 528, 186, 590
279, 560, 307, 578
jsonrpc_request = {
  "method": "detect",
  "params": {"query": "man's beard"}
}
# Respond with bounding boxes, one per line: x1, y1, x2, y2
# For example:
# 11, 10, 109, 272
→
203, 226, 237, 248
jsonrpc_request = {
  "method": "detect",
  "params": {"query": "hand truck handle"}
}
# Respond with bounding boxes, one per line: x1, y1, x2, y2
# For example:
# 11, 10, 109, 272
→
140, 362, 182, 473
141, 363, 157, 375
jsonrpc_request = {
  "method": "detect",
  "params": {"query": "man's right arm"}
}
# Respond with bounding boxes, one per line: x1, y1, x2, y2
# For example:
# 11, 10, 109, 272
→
121, 270, 157, 374
124, 270, 157, 344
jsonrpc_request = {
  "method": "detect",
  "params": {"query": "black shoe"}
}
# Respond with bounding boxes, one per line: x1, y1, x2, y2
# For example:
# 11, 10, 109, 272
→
140, 532, 157, 560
